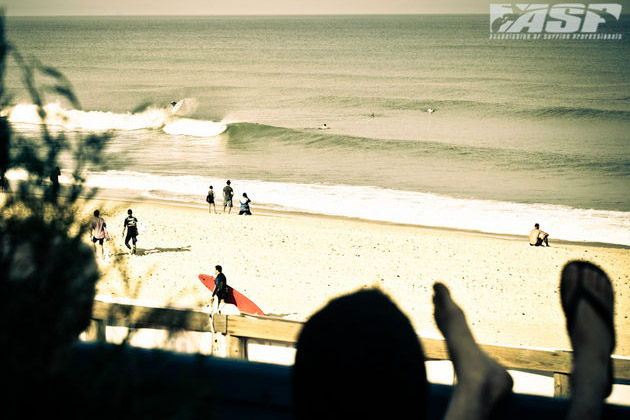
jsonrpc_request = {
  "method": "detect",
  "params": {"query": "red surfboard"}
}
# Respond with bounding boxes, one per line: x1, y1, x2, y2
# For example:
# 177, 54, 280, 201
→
198, 274, 265, 316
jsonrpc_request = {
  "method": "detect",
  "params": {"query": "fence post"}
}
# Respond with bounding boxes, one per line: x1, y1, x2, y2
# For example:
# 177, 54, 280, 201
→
226, 335, 247, 360
86, 319, 106, 342
553, 372, 571, 398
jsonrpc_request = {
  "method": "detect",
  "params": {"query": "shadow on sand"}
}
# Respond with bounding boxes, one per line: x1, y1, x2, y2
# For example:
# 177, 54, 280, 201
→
117, 246, 191, 256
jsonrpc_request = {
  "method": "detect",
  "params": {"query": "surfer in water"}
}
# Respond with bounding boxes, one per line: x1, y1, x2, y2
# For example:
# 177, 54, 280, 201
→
318, 123, 329, 130
168, 100, 183, 115
427, 108, 435, 114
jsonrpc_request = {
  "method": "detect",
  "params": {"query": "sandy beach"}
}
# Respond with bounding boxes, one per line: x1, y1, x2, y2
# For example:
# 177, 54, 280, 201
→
89, 198, 630, 357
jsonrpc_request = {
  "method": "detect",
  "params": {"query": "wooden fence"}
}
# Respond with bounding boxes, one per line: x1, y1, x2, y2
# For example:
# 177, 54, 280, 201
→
88, 299, 630, 399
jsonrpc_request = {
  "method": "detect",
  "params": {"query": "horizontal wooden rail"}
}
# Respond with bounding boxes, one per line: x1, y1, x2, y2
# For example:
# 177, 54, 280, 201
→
89, 299, 630, 399
211, 312, 630, 380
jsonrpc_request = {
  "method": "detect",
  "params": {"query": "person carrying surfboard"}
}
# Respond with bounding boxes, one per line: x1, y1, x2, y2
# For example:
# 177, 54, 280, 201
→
211, 265, 229, 314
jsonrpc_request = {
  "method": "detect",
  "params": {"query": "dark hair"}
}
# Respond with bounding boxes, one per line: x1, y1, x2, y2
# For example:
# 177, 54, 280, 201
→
209, 185, 213, 189
535, 223, 539, 228
93, 210, 100, 217
215, 265, 222, 273
243, 192, 248, 198
293, 289, 427, 420
127, 209, 133, 215
226, 180, 231, 185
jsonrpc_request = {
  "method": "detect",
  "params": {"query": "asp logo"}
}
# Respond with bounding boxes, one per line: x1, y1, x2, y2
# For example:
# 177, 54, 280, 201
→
490, 3, 622, 33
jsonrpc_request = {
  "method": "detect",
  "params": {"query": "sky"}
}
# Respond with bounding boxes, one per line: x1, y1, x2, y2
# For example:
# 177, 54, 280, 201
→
1, 0, 509, 16
3, 0, 629, 16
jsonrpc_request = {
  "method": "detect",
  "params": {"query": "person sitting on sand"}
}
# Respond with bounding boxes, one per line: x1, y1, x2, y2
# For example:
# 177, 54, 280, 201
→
293, 260, 616, 420
529, 222, 550, 246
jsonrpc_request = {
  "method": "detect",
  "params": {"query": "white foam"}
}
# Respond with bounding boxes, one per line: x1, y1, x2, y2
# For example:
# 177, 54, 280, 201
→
7, 102, 226, 136
163, 118, 227, 137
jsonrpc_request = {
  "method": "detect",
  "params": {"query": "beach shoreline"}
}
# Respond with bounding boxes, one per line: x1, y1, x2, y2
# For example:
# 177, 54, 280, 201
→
94, 192, 630, 250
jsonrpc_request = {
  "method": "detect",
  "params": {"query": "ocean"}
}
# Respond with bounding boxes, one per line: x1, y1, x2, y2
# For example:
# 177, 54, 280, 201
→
4, 15, 630, 245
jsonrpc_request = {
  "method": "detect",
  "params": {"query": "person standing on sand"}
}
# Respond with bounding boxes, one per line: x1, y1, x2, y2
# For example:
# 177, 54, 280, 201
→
223, 180, 234, 214
211, 265, 229, 314
90, 210, 107, 260
206, 185, 217, 214
122, 209, 139, 255
239, 192, 252, 215
529, 223, 550, 247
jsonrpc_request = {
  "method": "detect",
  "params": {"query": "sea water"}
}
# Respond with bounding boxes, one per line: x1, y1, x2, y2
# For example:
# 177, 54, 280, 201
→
4, 15, 630, 245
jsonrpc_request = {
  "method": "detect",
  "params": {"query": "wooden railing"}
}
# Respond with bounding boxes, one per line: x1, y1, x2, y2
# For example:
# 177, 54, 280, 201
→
88, 299, 630, 399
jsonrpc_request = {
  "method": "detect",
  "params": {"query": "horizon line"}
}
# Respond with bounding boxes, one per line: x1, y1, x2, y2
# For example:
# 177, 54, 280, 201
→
5, 12, 492, 17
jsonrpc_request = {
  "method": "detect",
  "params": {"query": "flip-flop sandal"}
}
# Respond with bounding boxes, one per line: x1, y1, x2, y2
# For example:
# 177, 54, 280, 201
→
560, 261, 615, 397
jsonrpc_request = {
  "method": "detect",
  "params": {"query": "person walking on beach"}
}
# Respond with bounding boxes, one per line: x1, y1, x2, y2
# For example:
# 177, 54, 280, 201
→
239, 192, 252, 215
211, 265, 229, 314
223, 180, 234, 214
90, 210, 107, 260
529, 223, 550, 247
122, 209, 139, 255
206, 185, 217, 214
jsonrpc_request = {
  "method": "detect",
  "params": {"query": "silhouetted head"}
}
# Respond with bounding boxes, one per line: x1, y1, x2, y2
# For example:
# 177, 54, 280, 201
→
215, 265, 222, 273
226, 180, 231, 185
93, 210, 100, 217
293, 289, 427, 420
127, 209, 133, 215
535, 223, 540, 228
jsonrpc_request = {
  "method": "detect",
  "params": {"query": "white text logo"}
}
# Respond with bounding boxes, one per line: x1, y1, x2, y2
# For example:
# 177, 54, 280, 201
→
490, 3, 622, 33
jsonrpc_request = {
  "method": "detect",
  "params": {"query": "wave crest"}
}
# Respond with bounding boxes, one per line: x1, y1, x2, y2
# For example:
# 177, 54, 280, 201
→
6, 102, 227, 137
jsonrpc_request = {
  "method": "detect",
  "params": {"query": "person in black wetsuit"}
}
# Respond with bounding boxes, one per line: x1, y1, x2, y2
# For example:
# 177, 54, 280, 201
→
122, 209, 139, 255
211, 265, 229, 314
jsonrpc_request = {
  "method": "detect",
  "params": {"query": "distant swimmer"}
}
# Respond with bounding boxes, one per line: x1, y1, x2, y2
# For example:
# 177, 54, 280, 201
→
318, 123, 329, 130
427, 108, 435, 114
